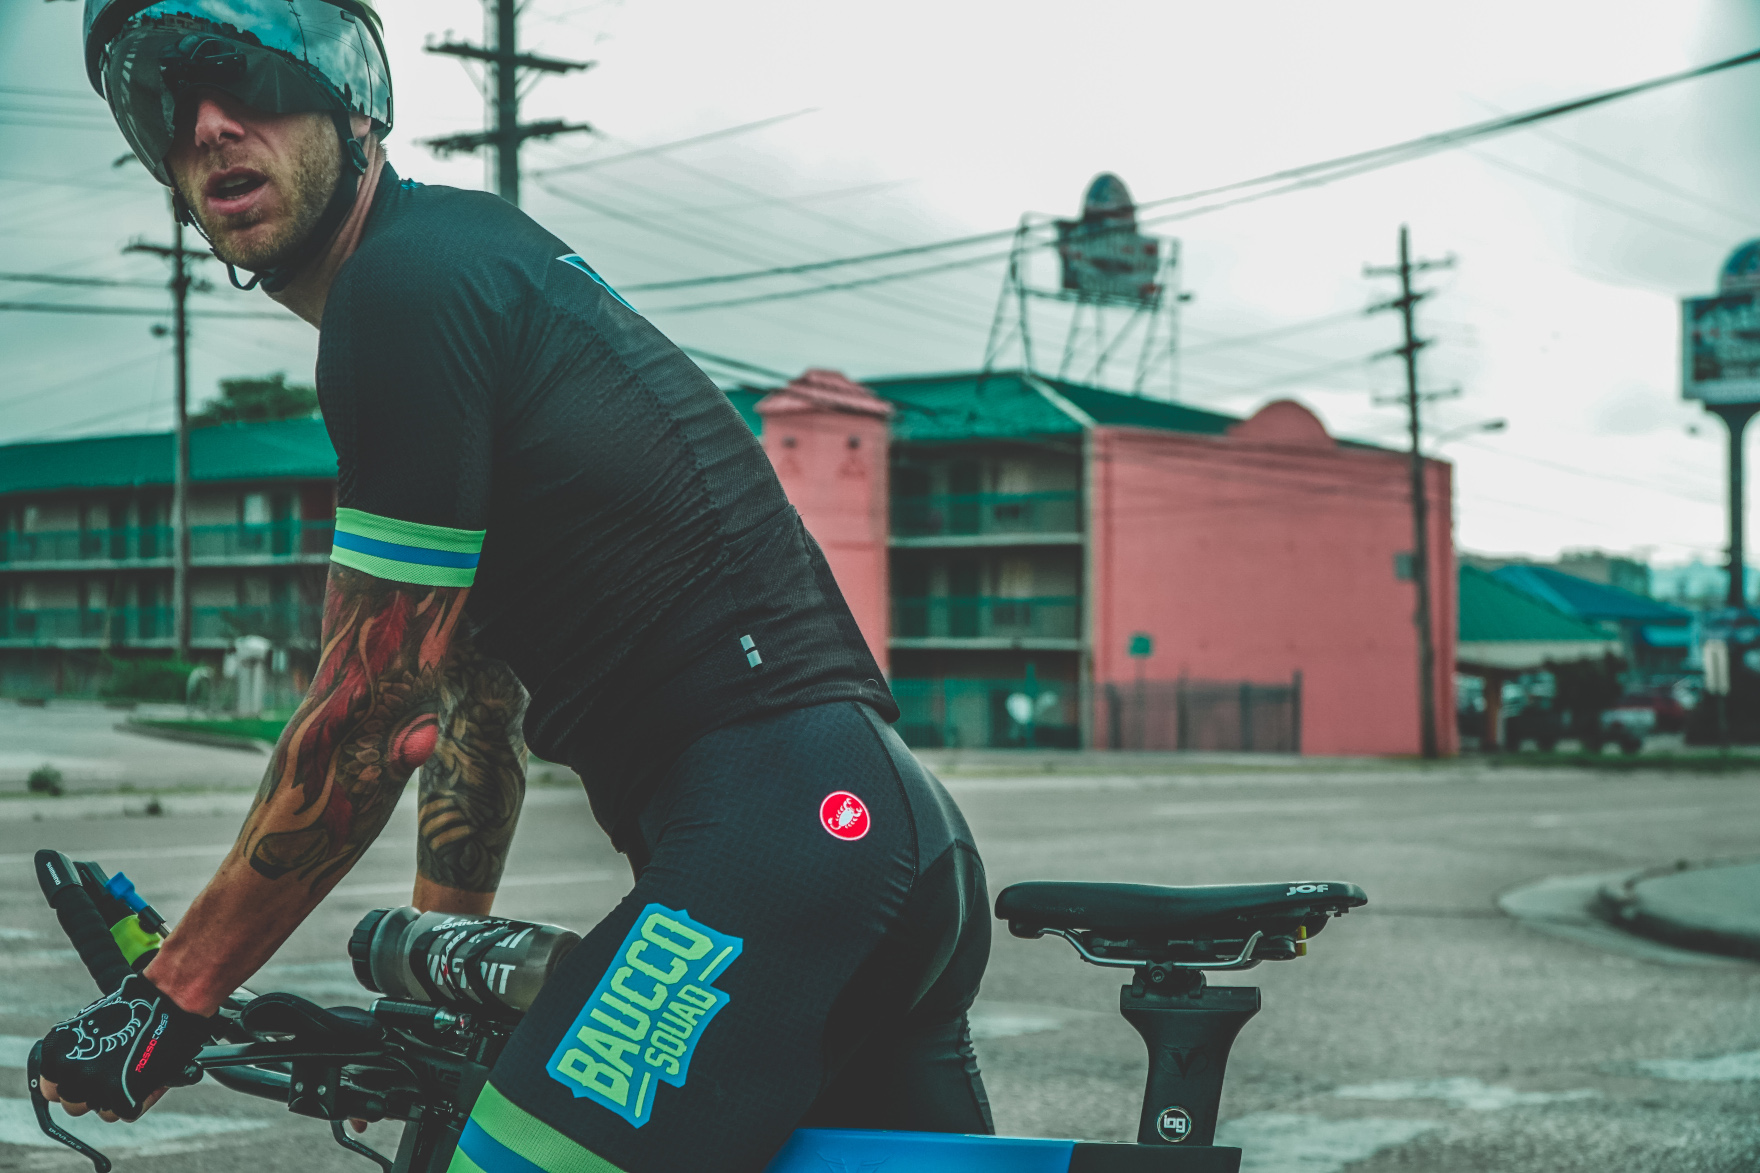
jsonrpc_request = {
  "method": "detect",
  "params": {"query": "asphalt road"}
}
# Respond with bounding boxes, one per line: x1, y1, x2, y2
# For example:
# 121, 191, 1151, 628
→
0, 749, 1757, 1172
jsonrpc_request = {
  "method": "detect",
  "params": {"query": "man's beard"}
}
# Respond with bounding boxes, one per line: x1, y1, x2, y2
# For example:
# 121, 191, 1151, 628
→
177, 130, 343, 272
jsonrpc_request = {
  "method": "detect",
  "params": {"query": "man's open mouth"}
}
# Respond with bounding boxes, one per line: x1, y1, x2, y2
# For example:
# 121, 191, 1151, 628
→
205, 168, 268, 207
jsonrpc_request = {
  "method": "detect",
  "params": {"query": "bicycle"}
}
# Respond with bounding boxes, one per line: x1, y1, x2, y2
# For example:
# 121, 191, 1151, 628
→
25, 848, 1366, 1173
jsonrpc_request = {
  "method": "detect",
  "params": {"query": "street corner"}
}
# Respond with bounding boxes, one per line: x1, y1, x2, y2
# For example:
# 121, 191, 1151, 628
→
1597, 857, 1760, 962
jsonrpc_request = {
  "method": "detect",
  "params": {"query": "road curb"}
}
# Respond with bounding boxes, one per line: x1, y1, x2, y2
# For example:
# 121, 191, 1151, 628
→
114, 721, 272, 754
1596, 858, 1760, 962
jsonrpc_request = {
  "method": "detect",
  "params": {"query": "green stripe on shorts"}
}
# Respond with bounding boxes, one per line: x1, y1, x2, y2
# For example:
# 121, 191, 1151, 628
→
462, 1082, 628, 1173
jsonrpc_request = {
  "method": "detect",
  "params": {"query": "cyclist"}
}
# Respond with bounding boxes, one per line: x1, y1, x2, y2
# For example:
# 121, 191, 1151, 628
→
41, 4, 993, 1169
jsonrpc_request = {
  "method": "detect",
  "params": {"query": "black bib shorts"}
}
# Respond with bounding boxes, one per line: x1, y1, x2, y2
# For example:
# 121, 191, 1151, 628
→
453, 702, 993, 1173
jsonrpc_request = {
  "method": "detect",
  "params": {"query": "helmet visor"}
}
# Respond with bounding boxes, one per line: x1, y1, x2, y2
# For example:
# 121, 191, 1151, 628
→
100, 0, 391, 185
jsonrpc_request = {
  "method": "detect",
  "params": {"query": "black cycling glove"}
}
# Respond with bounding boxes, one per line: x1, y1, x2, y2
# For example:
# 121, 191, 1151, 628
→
40, 973, 214, 1119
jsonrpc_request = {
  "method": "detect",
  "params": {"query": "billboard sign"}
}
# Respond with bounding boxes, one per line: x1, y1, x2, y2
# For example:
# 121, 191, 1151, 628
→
1055, 172, 1168, 305
1683, 239, 1760, 405
1683, 292, 1760, 404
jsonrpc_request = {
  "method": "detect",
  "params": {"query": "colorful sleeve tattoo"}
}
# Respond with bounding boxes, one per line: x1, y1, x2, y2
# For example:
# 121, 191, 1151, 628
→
415, 632, 530, 894
239, 556, 468, 894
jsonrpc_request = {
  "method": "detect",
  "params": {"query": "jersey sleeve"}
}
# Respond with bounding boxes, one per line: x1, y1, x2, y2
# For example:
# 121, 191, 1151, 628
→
316, 240, 497, 590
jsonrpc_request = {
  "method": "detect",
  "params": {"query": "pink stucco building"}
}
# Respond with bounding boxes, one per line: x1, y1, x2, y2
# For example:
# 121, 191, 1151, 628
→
745, 370, 1457, 756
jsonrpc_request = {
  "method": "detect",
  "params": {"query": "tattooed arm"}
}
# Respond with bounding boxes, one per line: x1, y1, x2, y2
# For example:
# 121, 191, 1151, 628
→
411, 634, 529, 916
144, 565, 465, 1016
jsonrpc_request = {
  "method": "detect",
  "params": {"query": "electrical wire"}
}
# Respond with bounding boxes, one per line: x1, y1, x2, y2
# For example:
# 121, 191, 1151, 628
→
1465, 146, 1733, 248
0, 301, 294, 320
532, 109, 820, 178
625, 43, 1760, 298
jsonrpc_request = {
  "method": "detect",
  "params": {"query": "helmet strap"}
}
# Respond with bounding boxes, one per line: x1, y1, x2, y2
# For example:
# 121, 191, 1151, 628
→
239, 111, 372, 295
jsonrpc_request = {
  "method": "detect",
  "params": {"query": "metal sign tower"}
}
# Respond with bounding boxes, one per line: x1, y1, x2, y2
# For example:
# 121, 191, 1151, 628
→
980, 173, 1186, 396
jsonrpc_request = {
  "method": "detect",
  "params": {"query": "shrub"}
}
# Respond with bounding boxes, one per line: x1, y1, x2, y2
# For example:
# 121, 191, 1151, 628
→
27, 764, 63, 797
102, 656, 198, 702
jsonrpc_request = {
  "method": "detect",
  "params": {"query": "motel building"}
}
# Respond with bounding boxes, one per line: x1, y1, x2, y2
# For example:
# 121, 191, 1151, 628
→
0, 369, 1456, 756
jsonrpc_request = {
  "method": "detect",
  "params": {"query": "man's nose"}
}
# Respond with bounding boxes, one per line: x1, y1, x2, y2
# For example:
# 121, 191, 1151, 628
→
189, 94, 244, 149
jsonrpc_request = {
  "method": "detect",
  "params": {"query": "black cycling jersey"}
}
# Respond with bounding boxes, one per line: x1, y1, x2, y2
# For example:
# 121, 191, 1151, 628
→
316, 165, 896, 846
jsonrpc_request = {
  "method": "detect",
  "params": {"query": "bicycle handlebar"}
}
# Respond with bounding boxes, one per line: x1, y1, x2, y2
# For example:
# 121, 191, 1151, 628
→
34, 850, 132, 995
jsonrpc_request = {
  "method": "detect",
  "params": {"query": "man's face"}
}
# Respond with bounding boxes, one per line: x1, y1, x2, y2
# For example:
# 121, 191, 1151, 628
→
166, 89, 341, 270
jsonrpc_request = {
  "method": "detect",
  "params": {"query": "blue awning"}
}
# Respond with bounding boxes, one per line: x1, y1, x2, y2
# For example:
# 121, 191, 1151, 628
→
1641, 625, 1694, 648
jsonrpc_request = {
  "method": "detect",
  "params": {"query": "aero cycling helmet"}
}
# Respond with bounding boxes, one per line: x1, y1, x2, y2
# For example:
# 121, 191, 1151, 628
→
82, 0, 394, 288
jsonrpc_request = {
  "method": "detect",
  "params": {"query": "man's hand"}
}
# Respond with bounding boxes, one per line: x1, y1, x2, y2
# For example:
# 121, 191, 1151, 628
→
37, 973, 213, 1123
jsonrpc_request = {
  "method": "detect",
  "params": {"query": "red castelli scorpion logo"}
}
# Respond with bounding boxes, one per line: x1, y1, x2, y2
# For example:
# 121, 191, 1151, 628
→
819, 791, 870, 841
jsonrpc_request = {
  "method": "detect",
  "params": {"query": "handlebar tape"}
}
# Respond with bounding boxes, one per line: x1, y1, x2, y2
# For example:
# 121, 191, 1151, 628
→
35, 851, 132, 995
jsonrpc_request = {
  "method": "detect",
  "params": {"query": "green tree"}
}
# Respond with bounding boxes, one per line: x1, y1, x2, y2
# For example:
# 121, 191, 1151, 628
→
190, 373, 319, 428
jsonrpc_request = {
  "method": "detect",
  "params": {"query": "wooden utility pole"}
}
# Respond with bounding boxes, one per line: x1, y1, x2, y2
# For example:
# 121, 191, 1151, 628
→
1367, 226, 1455, 760
425, 0, 595, 205
126, 210, 207, 662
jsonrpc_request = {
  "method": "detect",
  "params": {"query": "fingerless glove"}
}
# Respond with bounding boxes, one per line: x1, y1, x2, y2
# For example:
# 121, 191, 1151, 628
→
40, 973, 214, 1119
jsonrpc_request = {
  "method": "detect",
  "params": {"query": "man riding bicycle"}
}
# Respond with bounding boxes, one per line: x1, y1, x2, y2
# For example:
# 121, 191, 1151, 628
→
42, 4, 993, 1169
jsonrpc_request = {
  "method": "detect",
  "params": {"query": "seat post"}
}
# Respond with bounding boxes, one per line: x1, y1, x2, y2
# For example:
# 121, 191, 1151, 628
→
1119, 969, 1260, 1147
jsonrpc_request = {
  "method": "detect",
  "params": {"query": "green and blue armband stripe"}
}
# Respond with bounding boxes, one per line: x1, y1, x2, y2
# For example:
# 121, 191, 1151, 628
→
330, 507, 486, 588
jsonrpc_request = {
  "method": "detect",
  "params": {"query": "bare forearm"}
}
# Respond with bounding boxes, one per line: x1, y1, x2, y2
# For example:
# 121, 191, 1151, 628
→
147, 566, 465, 1014
414, 642, 528, 906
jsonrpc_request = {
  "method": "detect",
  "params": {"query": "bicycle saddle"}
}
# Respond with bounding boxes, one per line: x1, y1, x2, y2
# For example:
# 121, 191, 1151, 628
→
996, 880, 1367, 968
239, 992, 385, 1052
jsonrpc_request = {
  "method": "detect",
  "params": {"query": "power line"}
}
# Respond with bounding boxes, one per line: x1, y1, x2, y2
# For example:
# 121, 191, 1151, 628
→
677, 347, 791, 382
1466, 94, 1757, 227
625, 43, 1760, 298
532, 109, 819, 178
0, 301, 290, 320
0, 271, 182, 291
0, 349, 168, 414
535, 177, 995, 343
1465, 147, 1733, 248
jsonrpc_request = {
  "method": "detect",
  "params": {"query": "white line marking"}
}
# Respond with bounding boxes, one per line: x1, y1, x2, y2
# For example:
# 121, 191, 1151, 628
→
329, 870, 619, 898
1335, 1077, 1599, 1111
1639, 1049, 1760, 1081
1152, 799, 1364, 818
0, 844, 234, 867
1217, 1113, 1436, 1173
0, 1096, 268, 1149
966, 1011, 1067, 1041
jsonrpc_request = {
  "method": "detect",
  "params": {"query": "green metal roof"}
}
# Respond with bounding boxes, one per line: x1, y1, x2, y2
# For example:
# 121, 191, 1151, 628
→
723, 388, 766, 436
1052, 380, 1237, 435
1458, 564, 1612, 643
0, 417, 336, 497
860, 370, 1242, 444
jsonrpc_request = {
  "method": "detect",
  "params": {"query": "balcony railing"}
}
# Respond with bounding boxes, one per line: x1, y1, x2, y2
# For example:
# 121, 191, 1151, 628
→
0, 522, 334, 565
892, 595, 1080, 642
0, 605, 323, 646
890, 491, 1081, 539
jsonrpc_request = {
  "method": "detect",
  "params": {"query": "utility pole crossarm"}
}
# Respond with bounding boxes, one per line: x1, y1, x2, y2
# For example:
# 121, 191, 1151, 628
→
426, 39, 595, 74
424, 2, 598, 205
422, 120, 593, 158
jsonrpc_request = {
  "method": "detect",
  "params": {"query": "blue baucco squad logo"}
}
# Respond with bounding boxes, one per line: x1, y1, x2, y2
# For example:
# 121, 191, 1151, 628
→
545, 904, 741, 1127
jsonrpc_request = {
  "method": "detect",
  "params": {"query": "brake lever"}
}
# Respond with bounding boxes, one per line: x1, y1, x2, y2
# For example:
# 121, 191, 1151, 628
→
332, 1119, 393, 1172
27, 1041, 111, 1173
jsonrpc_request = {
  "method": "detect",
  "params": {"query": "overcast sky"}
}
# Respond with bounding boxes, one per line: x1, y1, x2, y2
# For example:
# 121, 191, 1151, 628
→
4, 0, 1760, 566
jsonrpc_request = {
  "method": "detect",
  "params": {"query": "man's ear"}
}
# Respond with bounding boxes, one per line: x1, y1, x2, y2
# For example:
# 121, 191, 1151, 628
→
350, 113, 375, 140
